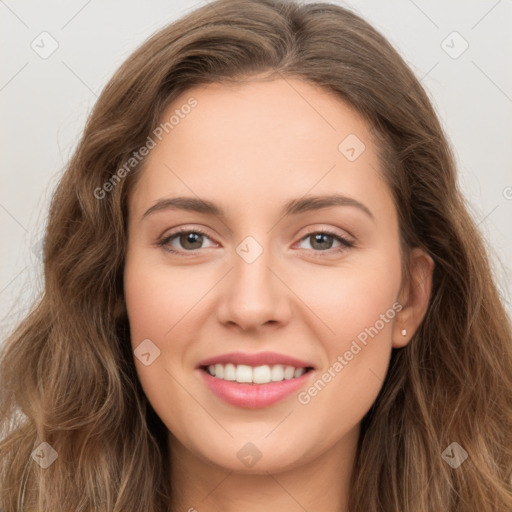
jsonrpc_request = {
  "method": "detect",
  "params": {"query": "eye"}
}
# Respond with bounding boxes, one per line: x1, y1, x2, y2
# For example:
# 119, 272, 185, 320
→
158, 227, 215, 254
297, 230, 354, 254
157, 227, 354, 256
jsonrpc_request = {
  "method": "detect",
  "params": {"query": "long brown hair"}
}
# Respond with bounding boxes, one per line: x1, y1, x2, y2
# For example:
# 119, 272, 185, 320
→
1, 0, 511, 510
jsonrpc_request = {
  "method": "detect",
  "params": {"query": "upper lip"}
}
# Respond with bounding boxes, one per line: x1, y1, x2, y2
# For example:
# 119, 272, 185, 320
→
197, 351, 315, 369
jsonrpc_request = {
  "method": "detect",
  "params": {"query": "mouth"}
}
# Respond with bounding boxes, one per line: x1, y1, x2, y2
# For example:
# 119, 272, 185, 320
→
195, 351, 316, 408
199, 363, 315, 385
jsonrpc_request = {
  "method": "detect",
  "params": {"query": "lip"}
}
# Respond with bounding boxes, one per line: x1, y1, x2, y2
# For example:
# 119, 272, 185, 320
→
196, 351, 315, 369
197, 367, 315, 409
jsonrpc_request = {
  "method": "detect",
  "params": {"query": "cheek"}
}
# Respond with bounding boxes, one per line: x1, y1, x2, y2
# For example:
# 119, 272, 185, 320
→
123, 253, 200, 430
298, 248, 402, 347
123, 256, 200, 412
295, 250, 401, 411
124, 254, 209, 341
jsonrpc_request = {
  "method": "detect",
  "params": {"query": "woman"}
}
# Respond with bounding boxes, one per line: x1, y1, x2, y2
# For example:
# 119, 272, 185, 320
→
1, 0, 511, 510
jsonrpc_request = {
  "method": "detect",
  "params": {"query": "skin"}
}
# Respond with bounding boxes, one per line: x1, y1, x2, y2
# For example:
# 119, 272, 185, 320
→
124, 76, 433, 512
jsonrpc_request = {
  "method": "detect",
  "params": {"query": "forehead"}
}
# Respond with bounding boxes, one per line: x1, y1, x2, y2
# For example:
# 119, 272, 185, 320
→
162, 77, 371, 157
128, 78, 393, 223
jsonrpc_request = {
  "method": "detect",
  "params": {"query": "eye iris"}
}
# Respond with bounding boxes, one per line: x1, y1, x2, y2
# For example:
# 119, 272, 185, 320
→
180, 232, 203, 250
310, 233, 333, 250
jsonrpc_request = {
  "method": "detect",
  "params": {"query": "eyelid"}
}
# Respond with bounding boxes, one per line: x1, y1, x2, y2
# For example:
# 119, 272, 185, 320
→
295, 224, 355, 244
160, 225, 212, 239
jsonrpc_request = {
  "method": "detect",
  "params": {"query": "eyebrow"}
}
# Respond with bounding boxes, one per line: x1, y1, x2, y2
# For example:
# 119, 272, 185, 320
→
141, 193, 374, 220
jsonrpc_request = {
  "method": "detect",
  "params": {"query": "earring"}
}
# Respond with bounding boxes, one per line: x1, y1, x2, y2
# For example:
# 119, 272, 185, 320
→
401, 329, 407, 336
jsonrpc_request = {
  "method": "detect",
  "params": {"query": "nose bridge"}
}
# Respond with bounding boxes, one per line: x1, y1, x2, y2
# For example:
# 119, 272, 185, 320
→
216, 233, 290, 329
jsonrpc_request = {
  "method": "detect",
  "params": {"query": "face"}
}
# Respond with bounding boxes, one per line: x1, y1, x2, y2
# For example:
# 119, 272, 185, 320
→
124, 77, 409, 474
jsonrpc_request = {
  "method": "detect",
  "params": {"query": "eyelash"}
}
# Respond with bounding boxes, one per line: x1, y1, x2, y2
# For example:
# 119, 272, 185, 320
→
157, 227, 354, 257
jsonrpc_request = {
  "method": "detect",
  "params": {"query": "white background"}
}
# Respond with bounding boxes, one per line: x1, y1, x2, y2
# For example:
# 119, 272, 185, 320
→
1, 0, 511, 342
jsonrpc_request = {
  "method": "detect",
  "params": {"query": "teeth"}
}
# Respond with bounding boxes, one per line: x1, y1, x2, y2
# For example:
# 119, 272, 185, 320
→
284, 366, 295, 380
205, 363, 309, 384
271, 364, 284, 381
236, 364, 253, 383
224, 363, 236, 381
253, 364, 271, 384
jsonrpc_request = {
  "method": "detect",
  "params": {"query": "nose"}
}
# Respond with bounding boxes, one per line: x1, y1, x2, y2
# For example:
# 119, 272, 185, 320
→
216, 240, 292, 332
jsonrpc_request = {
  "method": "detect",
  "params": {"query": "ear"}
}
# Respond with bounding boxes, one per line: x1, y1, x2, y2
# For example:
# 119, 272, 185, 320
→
392, 247, 434, 348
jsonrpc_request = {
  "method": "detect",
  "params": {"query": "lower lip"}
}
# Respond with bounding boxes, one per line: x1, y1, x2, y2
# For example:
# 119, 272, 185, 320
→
198, 368, 314, 409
